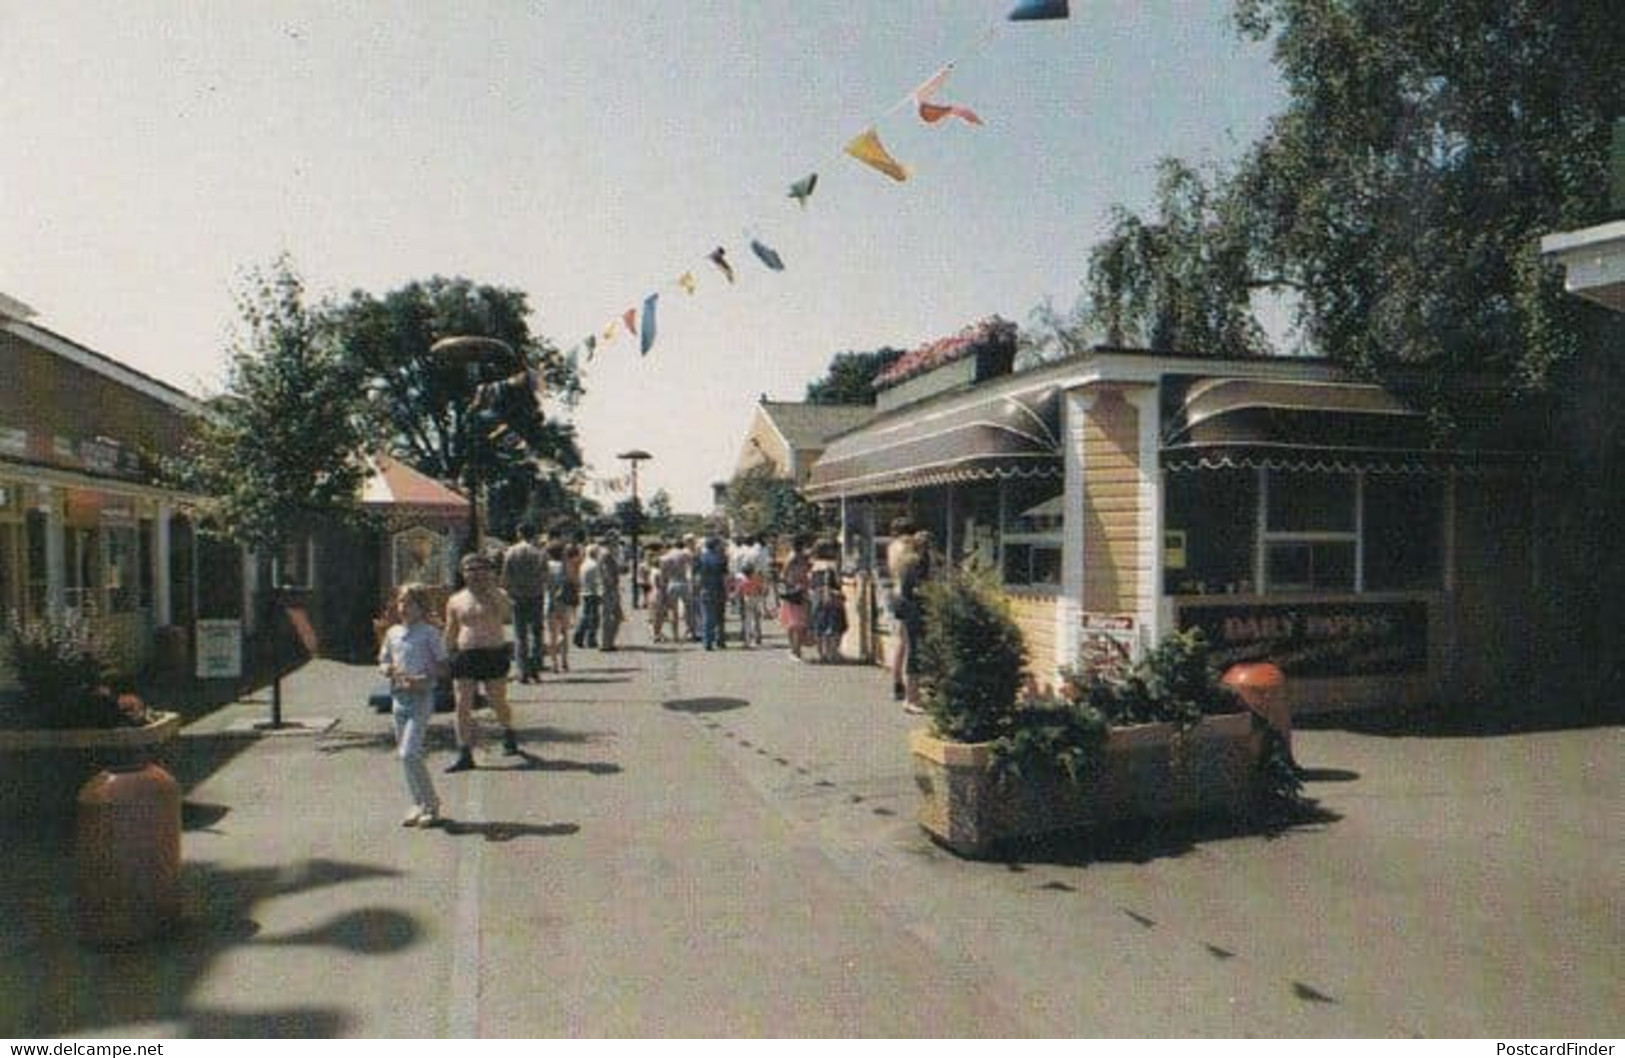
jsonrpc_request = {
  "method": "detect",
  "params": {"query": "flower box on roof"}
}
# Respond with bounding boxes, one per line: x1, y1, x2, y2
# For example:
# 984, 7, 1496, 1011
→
873, 316, 1018, 412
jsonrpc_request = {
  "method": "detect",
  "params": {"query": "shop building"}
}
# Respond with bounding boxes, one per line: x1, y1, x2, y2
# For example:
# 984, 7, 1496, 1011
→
0, 294, 237, 683
804, 325, 1555, 715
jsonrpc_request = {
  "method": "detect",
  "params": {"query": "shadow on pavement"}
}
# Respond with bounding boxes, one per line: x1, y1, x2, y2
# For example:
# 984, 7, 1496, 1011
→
1, 856, 408, 1038
438, 820, 582, 843
1296, 698, 1624, 738
984, 800, 1343, 868
478, 750, 622, 776
662, 696, 750, 714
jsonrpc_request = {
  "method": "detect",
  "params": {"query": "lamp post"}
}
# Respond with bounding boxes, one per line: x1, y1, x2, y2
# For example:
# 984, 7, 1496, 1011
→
432, 336, 520, 560
616, 449, 652, 608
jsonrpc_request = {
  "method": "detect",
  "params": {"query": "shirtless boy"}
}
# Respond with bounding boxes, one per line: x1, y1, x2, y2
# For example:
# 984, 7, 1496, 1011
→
444, 552, 521, 772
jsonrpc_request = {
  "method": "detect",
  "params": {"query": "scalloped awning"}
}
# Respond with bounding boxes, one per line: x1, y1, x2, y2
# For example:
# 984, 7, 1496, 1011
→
1160, 377, 1529, 474
804, 386, 1061, 500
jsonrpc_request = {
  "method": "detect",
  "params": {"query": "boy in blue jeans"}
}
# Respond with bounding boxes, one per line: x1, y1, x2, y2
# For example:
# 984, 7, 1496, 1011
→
378, 582, 449, 827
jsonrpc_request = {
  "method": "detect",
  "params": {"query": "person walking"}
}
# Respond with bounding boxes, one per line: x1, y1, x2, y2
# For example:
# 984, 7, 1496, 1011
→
573, 544, 603, 649
501, 523, 548, 684
542, 541, 572, 673
737, 553, 767, 648
597, 537, 623, 651
809, 538, 847, 663
658, 539, 693, 645
892, 529, 933, 712
443, 552, 521, 772
886, 518, 921, 705
378, 582, 448, 826
696, 534, 730, 650
777, 534, 813, 661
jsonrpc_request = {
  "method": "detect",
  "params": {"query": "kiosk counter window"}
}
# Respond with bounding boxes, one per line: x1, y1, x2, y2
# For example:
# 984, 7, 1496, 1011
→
1165, 467, 1445, 596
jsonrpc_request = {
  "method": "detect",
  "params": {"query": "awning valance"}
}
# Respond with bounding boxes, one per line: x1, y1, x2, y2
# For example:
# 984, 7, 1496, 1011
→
1162, 377, 1465, 474
805, 386, 1062, 500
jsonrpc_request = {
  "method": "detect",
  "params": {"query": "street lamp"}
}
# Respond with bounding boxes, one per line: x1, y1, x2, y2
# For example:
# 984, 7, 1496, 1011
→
432, 335, 520, 561
616, 449, 652, 608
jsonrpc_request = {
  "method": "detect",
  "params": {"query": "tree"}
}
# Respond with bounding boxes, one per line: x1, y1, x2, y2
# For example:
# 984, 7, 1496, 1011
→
174, 257, 368, 554
804, 347, 906, 405
1085, 158, 1272, 359
724, 465, 823, 540
1229, 0, 1625, 393
645, 489, 676, 539
331, 276, 585, 538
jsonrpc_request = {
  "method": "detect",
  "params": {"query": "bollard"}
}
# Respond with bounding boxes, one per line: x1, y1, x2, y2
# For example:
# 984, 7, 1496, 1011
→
76, 761, 182, 948
1222, 662, 1291, 753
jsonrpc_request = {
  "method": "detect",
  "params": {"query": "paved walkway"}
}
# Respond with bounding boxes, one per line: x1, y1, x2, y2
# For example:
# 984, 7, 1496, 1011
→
2, 614, 1620, 1038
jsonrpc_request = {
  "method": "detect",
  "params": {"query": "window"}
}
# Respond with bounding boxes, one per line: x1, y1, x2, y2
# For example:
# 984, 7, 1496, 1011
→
65, 527, 99, 612
1164, 467, 1446, 597
1165, 469, 1256, 594
105, 524, 140, 613
1000, 480, 1063, 588
393, 527, 450, 588
1263, 471, 1357, 593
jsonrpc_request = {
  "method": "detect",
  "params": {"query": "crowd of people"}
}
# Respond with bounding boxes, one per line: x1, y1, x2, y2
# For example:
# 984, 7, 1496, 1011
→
377, 519, 935, 828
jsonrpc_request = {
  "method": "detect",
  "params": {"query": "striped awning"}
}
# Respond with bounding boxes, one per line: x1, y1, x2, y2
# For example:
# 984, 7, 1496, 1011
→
804, 386, 1062, 500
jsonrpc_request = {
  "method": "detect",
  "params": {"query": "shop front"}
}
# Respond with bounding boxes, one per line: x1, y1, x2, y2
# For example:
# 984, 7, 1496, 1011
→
804, 338, 1551, 715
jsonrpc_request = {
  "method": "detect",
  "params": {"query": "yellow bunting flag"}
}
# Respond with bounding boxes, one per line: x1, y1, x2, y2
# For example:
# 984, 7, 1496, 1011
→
678, 271, 697, 295
844, 127, 909, 182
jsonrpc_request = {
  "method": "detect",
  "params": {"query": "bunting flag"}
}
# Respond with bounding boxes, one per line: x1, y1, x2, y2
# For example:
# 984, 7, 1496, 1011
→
1008, 0, 1068, 20
750, 239, 785, 271
788, 172, 818, 207
621, 306, 637, 337
915, 69, 983, 126
639, 293, 659, 355
844, 127, 909, 182
678, 271, 697, 295
601, 318, 619, 344
584, 334, 597, 361
708, 246, 735, 283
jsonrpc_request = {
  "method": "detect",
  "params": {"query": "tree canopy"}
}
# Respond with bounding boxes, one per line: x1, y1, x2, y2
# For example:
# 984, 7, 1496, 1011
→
723, 464, 824, 541
172, 258, 368, 554
331, 276, 585, 537
804, 347, 906, 405
1078, 0, 1625, 408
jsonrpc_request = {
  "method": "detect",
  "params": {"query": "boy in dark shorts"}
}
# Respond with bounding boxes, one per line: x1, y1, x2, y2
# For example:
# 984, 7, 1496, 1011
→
443, 553, 521, 772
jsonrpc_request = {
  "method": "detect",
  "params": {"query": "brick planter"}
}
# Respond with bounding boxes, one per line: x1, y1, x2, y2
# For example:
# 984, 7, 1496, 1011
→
0, 712, 182, 825
910, 711, 1265, 858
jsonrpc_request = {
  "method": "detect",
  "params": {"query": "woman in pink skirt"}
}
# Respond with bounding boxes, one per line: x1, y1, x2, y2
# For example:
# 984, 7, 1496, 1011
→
776, 534, 813, 660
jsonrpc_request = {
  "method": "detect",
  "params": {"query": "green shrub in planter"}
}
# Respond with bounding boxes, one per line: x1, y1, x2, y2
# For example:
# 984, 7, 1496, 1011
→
918, 569, 1027, 743
991, 628, 1245, 783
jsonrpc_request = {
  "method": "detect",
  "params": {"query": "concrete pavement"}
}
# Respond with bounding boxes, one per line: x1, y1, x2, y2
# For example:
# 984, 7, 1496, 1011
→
2, 613, 1620, 1038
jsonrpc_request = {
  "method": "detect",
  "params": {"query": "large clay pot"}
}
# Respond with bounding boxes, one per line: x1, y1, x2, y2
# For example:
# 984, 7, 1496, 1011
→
76, 761, 182, 947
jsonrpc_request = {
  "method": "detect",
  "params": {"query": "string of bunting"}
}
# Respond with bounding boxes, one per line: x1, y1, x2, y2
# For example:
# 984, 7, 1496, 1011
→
554, 0, 1068, 375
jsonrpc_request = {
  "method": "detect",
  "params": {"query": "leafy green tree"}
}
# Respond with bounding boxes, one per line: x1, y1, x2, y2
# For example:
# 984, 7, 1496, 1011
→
644, 489, 676, 539
1085, 158, 1272, 359
1230, 0, 1625, 393
724, 464, 823, 540
804, 347, 906, 405
174, 257, 368, 554
331, 276, 585, 538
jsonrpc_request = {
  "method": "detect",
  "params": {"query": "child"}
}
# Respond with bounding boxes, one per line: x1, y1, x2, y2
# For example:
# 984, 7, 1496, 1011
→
809, 539, 847, 663
378, 582, 448, 827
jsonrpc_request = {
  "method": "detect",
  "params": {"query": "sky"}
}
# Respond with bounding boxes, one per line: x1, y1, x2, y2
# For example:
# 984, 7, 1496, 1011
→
1, 1, 1285, 512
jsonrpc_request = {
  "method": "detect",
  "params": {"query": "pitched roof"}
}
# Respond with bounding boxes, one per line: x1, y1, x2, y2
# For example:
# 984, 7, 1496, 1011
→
361, 456, 468, 511
757, 401, 876, 451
